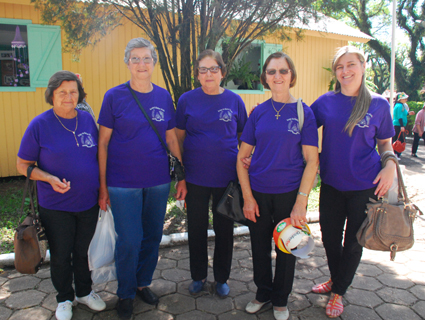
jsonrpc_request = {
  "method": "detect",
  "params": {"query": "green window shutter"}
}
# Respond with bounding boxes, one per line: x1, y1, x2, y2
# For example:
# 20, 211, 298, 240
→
27, 24, 62, 87
262, 43, 283, 66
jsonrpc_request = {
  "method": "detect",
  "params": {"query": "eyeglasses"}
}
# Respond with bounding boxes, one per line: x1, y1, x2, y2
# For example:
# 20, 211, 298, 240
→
266, 69, 290, 75
198, 66, 221, 74
130, 57, 153, 64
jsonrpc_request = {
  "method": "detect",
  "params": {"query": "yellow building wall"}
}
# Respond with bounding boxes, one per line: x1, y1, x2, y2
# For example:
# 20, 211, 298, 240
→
1, 1, 351, 177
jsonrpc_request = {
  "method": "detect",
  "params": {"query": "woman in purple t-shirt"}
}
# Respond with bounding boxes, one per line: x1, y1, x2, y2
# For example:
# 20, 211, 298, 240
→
175, 50, 248, 297
237, 52, 319, 320
98, 38, 186, 319
310, 46, 396, 318
17, 71, 106, 320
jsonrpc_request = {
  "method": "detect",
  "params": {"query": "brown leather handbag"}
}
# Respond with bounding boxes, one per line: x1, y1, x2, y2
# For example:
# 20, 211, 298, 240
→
14, 165, 48, 274
356, 153, 423, 260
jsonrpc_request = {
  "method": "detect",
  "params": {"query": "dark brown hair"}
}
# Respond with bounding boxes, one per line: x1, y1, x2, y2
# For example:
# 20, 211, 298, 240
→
45, 71, 86, 105
194, 49, 227, 78
260, 52, 297, 90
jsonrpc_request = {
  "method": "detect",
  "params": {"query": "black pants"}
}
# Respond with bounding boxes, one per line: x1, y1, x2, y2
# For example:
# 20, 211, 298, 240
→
319, 183, 376, 296
250, 189, 298, 307
393, 125, 405, 156
39, 204, 99, 302
412, 132, 425, 155
186, 182, 234, 283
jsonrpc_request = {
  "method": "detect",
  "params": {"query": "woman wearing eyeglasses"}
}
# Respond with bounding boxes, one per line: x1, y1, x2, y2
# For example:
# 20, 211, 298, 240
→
98, 38, 186, 320
237, 52, 319, 320
175, 49, 248, 297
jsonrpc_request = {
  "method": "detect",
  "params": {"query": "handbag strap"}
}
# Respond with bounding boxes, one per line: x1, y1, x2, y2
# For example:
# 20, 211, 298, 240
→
19, 165, 38, 221
297, 98, 304, 132
381, 153, 409, 203
125, 82, 171, 155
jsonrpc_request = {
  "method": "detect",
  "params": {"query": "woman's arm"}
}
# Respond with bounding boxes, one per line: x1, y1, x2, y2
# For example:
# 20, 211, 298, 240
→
98, 125, 113, 210
175, 128, 186, 153
166, 128, 187, 200
16, 157, 71, 193
237, 142, 259, 222
373, 138, 396, 198
290, 145, 319, 227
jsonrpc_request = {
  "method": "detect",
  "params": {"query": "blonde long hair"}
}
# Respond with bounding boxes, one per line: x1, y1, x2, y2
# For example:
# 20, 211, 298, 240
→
332, 46, 372, 137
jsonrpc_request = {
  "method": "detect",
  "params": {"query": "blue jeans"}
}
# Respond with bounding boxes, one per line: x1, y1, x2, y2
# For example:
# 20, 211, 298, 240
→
108, 183, 170, 299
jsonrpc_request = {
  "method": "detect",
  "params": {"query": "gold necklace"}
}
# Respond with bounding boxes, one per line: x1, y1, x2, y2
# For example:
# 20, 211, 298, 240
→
53, 110, 79, 147
271, 99, 287, 119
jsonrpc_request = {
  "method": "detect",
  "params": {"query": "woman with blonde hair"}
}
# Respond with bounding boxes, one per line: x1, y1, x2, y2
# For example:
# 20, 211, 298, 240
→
310, 46, 396, 318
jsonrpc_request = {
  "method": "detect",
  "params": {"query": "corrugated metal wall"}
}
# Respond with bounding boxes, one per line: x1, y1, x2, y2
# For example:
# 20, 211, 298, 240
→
0, 2, 348, 177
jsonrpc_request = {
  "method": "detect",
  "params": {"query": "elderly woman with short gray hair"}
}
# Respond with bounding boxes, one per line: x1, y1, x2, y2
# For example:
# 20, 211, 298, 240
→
98, 37, 186, 319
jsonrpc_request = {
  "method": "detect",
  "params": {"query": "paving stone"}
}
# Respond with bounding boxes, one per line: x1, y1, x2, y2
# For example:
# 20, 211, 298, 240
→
238, 257, 253, 269
72, 307, 95, 320
306, 293, 328, 308
5, 275, 41, 292
297, 256, 327, 268
38, 279, 56, 293
92, 310, 119, 320
132, 297, 155, 314
0, 288, 11, 301
229, 267, 253, 282
351, 275, 383, 291
157, 257, 177, 270
162, 268, 191, 282
406, 260, 425, 273
0, 277, 7, 286
97, 291, 118, 311
376, 303, 422, 320
318, 266, 330, 276
288, 292, 311, 311
232, 249, 251, 260
311, 245, 326, 257
410, 285, 425, 300
177, 258, 190, 270
295, 306, 329, 320
233, 292, 256, 311
412, 300, 425, 319
42, 293, 57, 311
197, 295, 233, 314
163, 247, 190, 260
176, 310, 216, 320
406, 272, 425, 285
356, 263, 383, 277
5, 289, 46, 309
248, 281, 257, 293
152, 269, 161, 280
376, 262, 410, 276
34, 268, 52, 279
234, 238, 252, 250
377, 287, 417, 305
227, 279, 249, 297
157, 293, 195, 314
218, 310, 258, 320
0, 306, 12, 320
7, 271, 24, 279
104, 280, 117, 294
134, 309, 173, 320
344, 288, 383, 308
377, 273, 415, 289
341, 305, 381, 320
292, 278, 315, 294
295, 265, 324, 280
151, 278, 176, 297
8, 306, 52, 320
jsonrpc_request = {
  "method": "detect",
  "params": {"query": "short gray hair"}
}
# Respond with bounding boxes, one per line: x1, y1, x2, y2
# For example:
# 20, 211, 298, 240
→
124, 38, 158, 65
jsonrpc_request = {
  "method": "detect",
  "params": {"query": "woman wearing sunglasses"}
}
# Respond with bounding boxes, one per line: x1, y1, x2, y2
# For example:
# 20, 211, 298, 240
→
237, 52, 319, 320
176, 49, 247, 297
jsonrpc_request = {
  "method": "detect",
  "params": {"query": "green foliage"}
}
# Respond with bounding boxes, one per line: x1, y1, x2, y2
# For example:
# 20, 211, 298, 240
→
225, 58, 260, 90
322, 67, 335, 91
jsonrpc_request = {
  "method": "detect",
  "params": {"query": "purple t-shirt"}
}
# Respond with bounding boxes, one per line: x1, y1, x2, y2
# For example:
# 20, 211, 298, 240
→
18, 109, 99, 212
98, 83, 175, 188
240, 99, 319, 194
311, 91, 395, 191
176, 88, 247, 187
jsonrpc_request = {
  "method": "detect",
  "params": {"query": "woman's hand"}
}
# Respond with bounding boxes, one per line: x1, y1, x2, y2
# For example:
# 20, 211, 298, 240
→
48, 176, 71, 194
290, 201, 307, 227
400, 127, 405, 132
240, 156, 252, 169
175, 180, 187, 200
243, 196, 259, 223
373, 160, 396, 198
98, 184, 110, 211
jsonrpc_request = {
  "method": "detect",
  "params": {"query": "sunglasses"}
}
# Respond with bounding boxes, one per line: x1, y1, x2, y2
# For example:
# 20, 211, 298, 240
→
198, 66, 221, 74
266, 68, 290, 75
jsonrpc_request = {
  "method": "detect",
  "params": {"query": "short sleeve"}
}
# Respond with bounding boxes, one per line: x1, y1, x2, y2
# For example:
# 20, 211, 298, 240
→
176, 94, 187, 130
310, 98, 323, 128
98, 90, 115, 129
18, 120, 40, 161
301, 105, 319, 147
240, 110, 256, 146
236, 96, 248, 133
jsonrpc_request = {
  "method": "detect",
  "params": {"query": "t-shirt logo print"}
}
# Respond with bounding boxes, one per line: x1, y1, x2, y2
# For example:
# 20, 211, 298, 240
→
78, 132, 96, 148
287, 118, 300, 135
150, 107, 165, 122
218, 108, 233, 122
356, 113, 373, 128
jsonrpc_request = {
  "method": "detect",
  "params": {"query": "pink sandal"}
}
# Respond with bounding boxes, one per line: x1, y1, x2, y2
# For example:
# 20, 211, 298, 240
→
312, 279, 332, 294
326, 294, 343, 318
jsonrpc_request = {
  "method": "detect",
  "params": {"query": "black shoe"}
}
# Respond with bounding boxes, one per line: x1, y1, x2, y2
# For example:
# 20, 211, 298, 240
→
117, 298, 133, 320
137, 287, 159, 305
412, 153, 418, 158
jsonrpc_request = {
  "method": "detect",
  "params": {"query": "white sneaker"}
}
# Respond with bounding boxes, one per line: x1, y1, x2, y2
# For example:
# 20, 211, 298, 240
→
76, 290, 106, 311
273, 307, 289, 320
55, 300, 73, 320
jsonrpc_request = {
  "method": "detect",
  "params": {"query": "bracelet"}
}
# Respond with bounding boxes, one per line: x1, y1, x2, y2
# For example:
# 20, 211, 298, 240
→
298, 191, 308, 197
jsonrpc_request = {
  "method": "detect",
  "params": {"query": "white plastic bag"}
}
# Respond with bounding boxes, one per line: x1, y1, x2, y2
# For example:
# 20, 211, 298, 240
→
88, 206, 117, 270
91, 262, 117, 284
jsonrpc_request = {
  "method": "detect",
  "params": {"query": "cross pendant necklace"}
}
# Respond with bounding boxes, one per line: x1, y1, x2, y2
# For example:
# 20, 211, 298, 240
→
271, 99, 287, 120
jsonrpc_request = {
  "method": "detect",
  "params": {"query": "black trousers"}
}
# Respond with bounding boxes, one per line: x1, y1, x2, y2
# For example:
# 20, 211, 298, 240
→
319, 183, 376, 296
412, 132, 425, 155
39, 204, 99, 303
186, 182, 234, 283
250, 189, 298, 307
393, 125, 405, 156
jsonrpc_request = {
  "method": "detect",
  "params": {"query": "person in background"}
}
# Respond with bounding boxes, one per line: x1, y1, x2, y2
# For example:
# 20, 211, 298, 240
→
237, 52, 319, 320
392, 92, 411, 160
75, 73, 96, 121
310, 46, 395, 318
176, 49, 247, 298
411, 102, 425, 157
17, 71, 106, 320
98, 38, 186, 320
